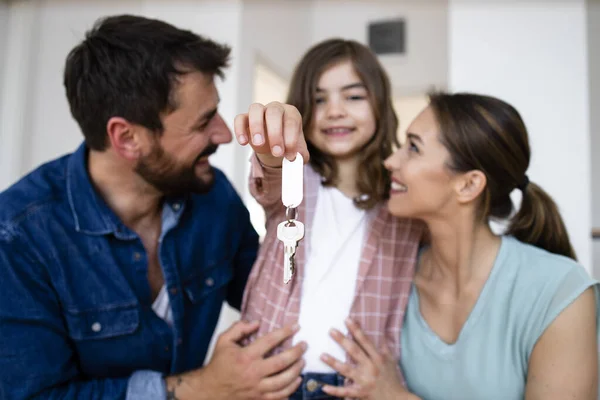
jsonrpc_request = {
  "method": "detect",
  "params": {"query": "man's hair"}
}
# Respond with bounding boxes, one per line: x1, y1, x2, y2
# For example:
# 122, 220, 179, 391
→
63, 14, 231, 150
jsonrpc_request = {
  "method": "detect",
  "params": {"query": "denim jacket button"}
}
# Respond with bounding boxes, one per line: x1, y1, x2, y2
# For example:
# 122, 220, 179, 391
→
306, 379, 319, 392
133, 252, 142, 261
91, 322, 102, 332
205, 277, 214, 287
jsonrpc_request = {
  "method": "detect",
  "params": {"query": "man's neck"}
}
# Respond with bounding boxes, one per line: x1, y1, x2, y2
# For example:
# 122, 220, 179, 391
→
87, 150, 163, 230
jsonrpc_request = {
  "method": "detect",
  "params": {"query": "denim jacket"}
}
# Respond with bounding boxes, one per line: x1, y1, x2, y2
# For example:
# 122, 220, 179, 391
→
0, 143, 258, 399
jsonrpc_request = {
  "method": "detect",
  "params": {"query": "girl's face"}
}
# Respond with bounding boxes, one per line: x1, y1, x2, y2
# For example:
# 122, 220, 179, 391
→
383, 106, 458, 219
308, 60, 377, 160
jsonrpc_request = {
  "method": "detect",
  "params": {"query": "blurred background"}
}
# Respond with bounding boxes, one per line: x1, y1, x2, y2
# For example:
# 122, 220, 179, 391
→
0, 0, 598, 355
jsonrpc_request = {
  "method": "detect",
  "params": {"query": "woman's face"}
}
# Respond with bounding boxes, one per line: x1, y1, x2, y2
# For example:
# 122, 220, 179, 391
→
383, 106, 458, 219
307, 60, 377, 160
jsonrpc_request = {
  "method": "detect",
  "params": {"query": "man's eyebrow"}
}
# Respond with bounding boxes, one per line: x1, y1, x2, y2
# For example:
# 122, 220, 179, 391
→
198, 108, 217, 124
194, 100, 220, 126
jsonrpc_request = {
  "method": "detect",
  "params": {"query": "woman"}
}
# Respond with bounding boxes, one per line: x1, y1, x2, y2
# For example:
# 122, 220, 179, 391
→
319, 92, 599, 399
235, 39, 423, 398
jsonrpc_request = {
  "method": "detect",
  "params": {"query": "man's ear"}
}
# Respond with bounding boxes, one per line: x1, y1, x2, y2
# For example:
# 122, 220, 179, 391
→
455, 170, 487, 204
106, 117, 142, 161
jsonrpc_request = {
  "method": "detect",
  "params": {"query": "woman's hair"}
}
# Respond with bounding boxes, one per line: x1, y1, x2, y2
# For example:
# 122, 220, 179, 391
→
286, 38, 399, 209
428, 92, 576, 260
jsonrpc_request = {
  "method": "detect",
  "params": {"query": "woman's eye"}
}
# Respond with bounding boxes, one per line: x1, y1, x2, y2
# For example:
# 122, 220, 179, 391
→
409, 141, 419, 153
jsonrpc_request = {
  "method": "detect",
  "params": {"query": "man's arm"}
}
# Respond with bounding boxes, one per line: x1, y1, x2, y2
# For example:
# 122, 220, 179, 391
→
0, 236, 133, 399
525, 287, 598, 400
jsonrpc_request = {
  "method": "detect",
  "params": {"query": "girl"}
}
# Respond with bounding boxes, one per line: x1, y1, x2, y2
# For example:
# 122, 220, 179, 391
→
236, 39, 423, 398
319, 92, 599, 400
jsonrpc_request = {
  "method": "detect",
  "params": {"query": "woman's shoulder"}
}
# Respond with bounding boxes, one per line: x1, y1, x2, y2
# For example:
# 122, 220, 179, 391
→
503, 235, 587, 283
500, 236, 595, 306
499, 236, 598, 358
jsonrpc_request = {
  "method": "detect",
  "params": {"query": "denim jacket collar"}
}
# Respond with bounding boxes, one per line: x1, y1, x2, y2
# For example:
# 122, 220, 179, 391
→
66, 143, 186, 238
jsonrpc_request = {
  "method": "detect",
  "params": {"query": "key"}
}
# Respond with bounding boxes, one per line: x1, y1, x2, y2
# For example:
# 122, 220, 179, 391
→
280, 153, 304, 284
277, 219, 305, 284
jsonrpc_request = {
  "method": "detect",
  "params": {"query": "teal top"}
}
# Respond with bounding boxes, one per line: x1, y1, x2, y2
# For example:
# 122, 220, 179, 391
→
400, 236, 600, 400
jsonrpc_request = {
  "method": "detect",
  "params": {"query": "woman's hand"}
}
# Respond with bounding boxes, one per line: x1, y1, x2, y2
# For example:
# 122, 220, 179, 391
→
319, 318, 418, 400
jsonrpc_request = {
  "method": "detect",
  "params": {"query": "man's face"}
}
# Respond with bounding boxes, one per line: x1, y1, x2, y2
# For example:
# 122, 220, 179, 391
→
135, 71, 232, 196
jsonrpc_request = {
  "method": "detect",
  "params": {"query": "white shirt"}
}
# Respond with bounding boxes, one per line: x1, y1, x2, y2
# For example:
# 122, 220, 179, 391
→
152, 285, 173, 326
293, 184, 369, 373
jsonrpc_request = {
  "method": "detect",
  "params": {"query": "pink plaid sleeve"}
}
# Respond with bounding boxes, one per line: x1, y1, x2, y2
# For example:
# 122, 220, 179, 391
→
248, 153, 285, 221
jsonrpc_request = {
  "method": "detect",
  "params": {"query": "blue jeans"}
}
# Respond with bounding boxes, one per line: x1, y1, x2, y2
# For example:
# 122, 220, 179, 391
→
289, 372, 346, 400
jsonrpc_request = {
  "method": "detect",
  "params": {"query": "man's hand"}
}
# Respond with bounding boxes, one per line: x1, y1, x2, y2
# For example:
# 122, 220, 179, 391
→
165, 320, 306, 400
234, 102, 309, 167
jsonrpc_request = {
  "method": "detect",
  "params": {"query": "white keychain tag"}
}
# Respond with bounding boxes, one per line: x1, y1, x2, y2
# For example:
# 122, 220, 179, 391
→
282, 153, 304, 208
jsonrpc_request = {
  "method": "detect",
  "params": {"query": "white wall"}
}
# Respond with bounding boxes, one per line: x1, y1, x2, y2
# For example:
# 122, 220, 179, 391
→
588, 0, 600, 278
449, 0, 592, 272
0, 2, 9, 108
311, 0, 448, 96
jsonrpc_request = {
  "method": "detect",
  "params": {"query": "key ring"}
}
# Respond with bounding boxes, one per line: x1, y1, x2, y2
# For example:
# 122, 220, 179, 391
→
285, 206, 297, 222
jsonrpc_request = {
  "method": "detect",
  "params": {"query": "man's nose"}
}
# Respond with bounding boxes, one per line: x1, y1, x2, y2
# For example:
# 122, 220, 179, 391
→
210, 113, 233, 144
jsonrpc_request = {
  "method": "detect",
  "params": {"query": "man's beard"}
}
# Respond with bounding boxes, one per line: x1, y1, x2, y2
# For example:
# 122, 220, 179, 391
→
135, 142, 219, 197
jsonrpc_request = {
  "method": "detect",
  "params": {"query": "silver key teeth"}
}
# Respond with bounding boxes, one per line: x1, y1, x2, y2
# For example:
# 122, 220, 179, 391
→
277, 219, 304, 285
283, 248, 296, 284
288, 254, 295, 275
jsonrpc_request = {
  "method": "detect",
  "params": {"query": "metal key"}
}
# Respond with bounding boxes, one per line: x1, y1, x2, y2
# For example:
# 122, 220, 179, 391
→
277, 219, 304, 284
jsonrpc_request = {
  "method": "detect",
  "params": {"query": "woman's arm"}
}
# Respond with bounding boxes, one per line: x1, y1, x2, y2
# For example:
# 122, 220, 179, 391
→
525, 287, 598, 400
319, 319, 420, 400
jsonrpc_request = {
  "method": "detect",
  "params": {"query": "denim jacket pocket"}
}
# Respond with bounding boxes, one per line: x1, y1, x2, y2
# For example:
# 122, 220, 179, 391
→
64, 303, 140, 341
183, 262, 233, 304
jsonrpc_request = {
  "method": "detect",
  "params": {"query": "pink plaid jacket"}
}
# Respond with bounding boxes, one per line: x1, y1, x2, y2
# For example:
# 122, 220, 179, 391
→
240, 155, 423, 382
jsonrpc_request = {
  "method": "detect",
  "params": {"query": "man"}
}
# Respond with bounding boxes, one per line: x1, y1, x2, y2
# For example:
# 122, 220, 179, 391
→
0, 15, 307, 400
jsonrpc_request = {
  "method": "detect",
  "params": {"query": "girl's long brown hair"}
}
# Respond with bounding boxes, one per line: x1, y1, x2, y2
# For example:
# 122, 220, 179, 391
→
286, 39, 399, 209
